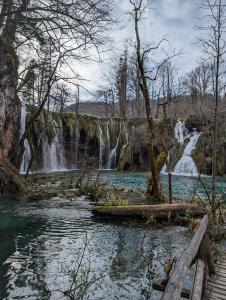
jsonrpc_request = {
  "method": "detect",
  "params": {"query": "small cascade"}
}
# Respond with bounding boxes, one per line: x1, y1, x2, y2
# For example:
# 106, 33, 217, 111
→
98, 124, 105, 169
174, 120, 187, 144
173, 131, 201, 177
20, 104, 31, 174
161, 120, 201, 177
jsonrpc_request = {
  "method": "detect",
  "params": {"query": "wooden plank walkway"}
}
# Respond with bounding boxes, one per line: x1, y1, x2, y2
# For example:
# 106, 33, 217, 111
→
155, 215, 226, 300
205, 252, 226, 300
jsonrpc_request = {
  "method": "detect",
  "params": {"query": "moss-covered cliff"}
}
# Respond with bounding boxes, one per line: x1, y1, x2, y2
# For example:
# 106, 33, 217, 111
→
23, 109, 226, 175
24, 109, 176, 172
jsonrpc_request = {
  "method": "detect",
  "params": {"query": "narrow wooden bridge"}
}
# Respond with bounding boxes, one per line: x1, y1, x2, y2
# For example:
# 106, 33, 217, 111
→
153, 215, 226, 300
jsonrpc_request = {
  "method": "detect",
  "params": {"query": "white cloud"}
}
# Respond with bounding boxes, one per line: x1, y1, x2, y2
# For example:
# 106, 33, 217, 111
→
73, 0, 204, 99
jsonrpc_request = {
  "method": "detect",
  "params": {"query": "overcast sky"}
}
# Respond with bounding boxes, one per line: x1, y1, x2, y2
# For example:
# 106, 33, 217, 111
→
77, 0, 203, 101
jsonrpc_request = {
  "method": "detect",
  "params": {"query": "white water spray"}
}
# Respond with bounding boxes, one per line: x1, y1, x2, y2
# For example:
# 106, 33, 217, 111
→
173, 131, 201, 177
161, 120, 201, 177
20, 105, 31, 174
174, 120, 187, 144
41, 119, 66, 172
98, 124, 105, 169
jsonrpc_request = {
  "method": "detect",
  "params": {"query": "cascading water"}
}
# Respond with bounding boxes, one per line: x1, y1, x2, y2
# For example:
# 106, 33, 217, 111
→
174, 120, 187, 144
20, 104, 31, 174
98, 124, 105, 169
41, 119, 66, 172
107, 135, 120, 170
98, 121, 121, 170
106, 122, 121, 170
173, 131, 201, 177
161, 120, 201, 177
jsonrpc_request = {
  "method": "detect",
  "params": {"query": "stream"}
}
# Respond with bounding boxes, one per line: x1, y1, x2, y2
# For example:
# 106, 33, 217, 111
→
0, 172, 226, 300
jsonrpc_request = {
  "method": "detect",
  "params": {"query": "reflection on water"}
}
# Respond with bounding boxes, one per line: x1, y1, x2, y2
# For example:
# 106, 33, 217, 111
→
0, 196, 191, 300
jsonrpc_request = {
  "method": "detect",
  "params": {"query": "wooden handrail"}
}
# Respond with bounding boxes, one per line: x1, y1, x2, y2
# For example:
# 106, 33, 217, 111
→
161, 215, 208, 300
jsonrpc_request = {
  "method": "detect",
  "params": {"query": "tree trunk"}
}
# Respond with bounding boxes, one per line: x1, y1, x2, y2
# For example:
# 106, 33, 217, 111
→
133, 7, 164, 202
0, 38, 25, 192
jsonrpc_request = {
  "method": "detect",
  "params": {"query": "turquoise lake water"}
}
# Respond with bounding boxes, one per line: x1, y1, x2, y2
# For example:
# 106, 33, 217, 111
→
0, 172, 225, 299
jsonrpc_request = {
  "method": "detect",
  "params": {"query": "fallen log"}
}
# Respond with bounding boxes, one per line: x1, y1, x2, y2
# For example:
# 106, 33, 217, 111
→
92, 204, 205, 220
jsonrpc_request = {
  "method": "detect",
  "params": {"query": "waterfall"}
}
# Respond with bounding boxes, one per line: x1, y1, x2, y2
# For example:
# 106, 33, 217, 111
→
161, 120, 201, 177
41, 119, 66, 172
106, 122, 111, 159
98, 124, 105, 169
107, 135, 120, 170
106, 123, 121, 170
174, 120, 187, 144
173, 131, 201, 177
98, 121, 121, 170
20, 104, 31, 174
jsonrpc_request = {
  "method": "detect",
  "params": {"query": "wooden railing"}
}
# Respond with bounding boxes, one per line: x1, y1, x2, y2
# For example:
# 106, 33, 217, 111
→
155, 215, 215, 300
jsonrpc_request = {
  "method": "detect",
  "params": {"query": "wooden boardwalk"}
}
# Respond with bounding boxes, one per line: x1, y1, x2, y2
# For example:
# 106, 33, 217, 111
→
205, 252, 226, 300
153, 215, 226, 300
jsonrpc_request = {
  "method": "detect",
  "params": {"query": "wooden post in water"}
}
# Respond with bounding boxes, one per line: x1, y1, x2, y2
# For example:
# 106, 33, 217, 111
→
168, 172, 172, 204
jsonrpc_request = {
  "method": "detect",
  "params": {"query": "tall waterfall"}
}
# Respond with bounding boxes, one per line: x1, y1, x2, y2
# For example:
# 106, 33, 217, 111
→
20, 105, 31, 174
173, 131, 201, 177
107, 135, 120, 169
98, 124, 105, 169
98, 121, 121, 170
106, 122, 121, 170
41, 119, 66, 172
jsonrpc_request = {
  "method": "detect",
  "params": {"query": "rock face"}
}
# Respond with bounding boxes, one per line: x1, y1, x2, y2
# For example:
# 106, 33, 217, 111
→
20, 108, 226, 176
21, 108, 175, 173
192, 131, 226, 175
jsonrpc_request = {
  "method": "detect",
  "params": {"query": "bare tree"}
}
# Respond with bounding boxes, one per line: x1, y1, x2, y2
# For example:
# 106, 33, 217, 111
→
0, 0, 112, 192
198, 0, 226, 220
127, 53, 143, 117
74, 85, 80, 114
129, 0, 179, 201
156, 61, 178, 120
54, 83, 71, 113
182, 62, 212, 118
116, 47, 128, 119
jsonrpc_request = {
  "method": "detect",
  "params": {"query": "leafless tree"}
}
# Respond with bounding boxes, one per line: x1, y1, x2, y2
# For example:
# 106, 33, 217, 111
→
127, 53, 144, 117
129, 0, 179, 201
116, 46, 128, 119
156, 61, 178, 120
182, 62, 212, 119
74, 85, 80, 114
198, 0, 226, 220
0, 0, 113, 191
